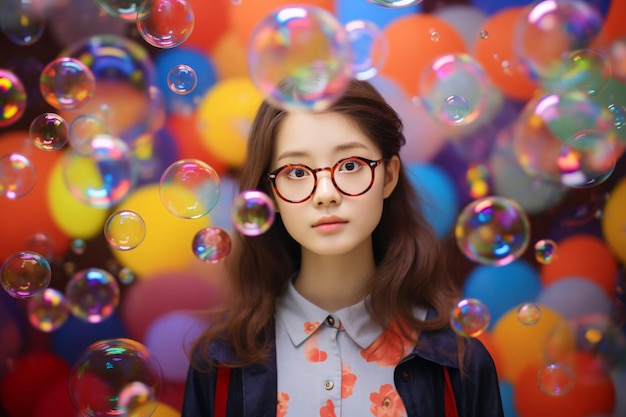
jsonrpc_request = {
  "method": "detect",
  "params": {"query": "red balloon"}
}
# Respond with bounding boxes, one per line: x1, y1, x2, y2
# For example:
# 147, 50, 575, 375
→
0, 350, 70, 417
32, 376, 77, 417
514, 351, 615, 417
119, 270, 225, 342
0, 131, 70, 262
184, 0, 230, 53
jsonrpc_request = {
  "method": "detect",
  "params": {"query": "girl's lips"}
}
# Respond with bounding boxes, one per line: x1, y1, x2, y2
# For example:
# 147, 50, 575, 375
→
312, 216, 347, 227
313, 222, 347, 233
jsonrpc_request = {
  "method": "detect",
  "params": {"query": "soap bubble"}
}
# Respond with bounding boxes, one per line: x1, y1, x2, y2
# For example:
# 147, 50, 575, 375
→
534, 239, 558, 264
65, 268, 120, 323
537, 362, 575, 396
39, 57, 96, 110
517, 302, 542, 326
0, 153, 35, 199
167, 64, 198, 95
136, 0, 195, 49
192, 227, 231, 263
68, 338, 162, 417
0, 251, 51, 299
104, 210, 146, 251
0, 69, 28, 128
231, 190, 275, 236
455, 196, 531, 266
29, 113, 69, 151
247, 5, 353, 111
450, 298, 490, 338
344, 19, 387, 81
27, 288, 71, 332
366, 0, 423, 7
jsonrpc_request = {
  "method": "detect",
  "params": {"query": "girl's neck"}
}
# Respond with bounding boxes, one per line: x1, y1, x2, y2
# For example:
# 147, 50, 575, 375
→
294, 250, 376, 313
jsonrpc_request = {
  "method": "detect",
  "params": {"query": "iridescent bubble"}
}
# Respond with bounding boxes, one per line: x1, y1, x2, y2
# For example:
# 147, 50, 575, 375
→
192, 227, 231, 263
65, 268, 120, 323
0, 153, 35, 199
136, 0, 195, 49
68, 338, 162, 417
62, 134, 137, 209
118, 267, 135, 285
366, 0, 422, 7
104, 210, 146, 251
0, 0, 45, 46
247, 5, 353, 112
558, 131, 616, 188
450, 298, 490, 338
29, 113, 69, 151
69, 113, 108, 154
94, 0, 146, 20
430, 31, 441, 42
419, 53, 492, 126
0, 69, 27, 128
159, 159, 220, 219
24, 233, 56, 260
167, 64, 197, 95
27, 287, 71, 332
231, 190, 276, 236
516, 0, 603, 82
0, 251, 51, 299
71, 238, 87, 255
512, 91, 618, 185
534, 239, 558, 264
517, 302, 542, 325
39, 57, 96, 110
537, 362, 575, 396
479, 30, 488, 40
560, 49, 611, 96
344, 20, 387, 81
455, 196, 531, 266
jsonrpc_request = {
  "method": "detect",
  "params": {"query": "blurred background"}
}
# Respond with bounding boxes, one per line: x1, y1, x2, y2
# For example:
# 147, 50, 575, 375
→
0, 0, 625, 416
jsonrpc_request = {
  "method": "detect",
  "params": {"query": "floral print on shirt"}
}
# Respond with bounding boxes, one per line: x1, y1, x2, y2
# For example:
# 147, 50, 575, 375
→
277, 391, 289, 417
360, 321, 415, 367
320, 399, 337, 417
370, 384, 407, 417
341, 363, 357, 399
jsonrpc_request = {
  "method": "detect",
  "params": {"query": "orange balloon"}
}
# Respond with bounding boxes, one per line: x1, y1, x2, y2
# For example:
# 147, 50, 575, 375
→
380, 14, 466, 97
596, 0, 626, 45
211, 30, 249, 80
183, 0, 230, 53
0, 131, 70, 261
513, 351, 615, 417
473, 6, 538, 101
229, 0, 334, 47
476, 331, 502, 379
540, 234, 618, 298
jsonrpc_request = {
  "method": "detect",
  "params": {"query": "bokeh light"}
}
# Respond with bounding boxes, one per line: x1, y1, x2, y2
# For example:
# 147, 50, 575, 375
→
65, 268, 121, 323
29, 112, 69, 151
247, 5, 354, 111
68, 338, 162, 417
0, 69, 28, 128
450, 297, 490, 338
231, 190, 276, 236
159, 158, 221, 219
0, 251, 51, 299
39, 57, 96, 110
191, 226, 231, 263
455, 196, 531, 266
136, 0, 195, 49
0, 152, 35, 199
104, 210, 146, 251
27, 287, 71, 332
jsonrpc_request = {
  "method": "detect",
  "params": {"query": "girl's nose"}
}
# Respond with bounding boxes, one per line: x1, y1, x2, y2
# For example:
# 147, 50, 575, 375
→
312, 171, 341, 206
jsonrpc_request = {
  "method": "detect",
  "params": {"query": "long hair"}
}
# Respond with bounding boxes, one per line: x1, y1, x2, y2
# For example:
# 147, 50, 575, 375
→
191, 79, 462, 368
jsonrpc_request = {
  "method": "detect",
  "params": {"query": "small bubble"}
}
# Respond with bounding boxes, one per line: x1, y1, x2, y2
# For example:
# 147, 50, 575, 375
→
430, 31, 441, 42
479, 30, 488, 40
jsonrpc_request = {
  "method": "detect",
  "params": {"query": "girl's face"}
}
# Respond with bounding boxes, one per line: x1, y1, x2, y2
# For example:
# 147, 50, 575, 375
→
269, 111, 399, 258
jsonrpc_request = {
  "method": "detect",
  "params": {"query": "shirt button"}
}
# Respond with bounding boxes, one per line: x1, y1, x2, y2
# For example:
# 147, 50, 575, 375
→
324, 380, 334, 390
327, 316, 335, 326
401, 370, 411, 381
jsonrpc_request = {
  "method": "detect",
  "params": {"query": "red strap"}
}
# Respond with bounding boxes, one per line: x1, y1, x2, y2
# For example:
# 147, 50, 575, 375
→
215, 365, 231, 417
444, 366, 459, 417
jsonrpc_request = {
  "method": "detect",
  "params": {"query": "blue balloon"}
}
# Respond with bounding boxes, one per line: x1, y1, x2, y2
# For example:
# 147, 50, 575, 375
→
334, 0, 422, 29
463, 259, 542, 330
153, 46, 217, 114
406, 162, 459, 240
498, 381, 519, 417
471, 0, 610, 18
51, 313, 128, 364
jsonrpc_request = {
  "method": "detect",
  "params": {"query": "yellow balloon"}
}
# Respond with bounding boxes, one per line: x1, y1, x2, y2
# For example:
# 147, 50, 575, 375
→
602, 177, 626, 264
129, 401, 180, 417
47, 156, 109, 239
111, 183, 210, 278
196, 77, 263, 168
491, 304, 574, 384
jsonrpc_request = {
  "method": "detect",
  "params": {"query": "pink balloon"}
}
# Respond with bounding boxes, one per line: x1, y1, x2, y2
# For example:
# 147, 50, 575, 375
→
119, 270, 224, 342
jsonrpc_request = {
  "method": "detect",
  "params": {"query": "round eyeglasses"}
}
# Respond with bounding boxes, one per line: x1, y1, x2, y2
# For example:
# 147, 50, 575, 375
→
267, 156, 385, 203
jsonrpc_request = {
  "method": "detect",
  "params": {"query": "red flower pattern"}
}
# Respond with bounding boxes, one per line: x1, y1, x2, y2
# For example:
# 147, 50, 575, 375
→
304, 333, 328, 362
341, 363, 357, 399
320, 399, 337, 417
360, 321, 416, 367
277, 391, 289, 417
369, 384, 407, 417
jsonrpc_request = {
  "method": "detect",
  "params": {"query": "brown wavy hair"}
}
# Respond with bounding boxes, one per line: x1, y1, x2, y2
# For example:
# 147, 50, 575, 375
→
191, 79, 462, 368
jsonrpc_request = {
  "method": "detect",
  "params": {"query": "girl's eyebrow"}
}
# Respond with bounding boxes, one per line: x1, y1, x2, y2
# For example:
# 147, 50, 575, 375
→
276, 142, 369, 163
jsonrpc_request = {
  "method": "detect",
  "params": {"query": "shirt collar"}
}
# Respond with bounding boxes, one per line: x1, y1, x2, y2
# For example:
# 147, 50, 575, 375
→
275, 281, 385, 349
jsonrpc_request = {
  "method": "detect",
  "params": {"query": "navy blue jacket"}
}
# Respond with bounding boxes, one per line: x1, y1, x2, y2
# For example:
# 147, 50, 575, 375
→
182, 318, 504, 417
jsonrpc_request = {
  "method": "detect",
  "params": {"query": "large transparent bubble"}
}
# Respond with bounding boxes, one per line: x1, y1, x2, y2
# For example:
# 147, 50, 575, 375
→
247, 5, 353, 112
65, 268, 120, 323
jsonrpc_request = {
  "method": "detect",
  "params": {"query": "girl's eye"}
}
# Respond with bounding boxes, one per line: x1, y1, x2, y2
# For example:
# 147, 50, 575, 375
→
286, 166, 309, 179
338, 159, 364, 172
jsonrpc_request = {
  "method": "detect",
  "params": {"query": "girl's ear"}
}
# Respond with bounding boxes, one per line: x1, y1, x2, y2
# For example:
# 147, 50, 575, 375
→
383, 155, 400, 199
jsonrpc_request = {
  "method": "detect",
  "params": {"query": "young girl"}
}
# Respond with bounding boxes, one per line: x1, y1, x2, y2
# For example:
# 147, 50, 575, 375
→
182, 80, 503, 417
